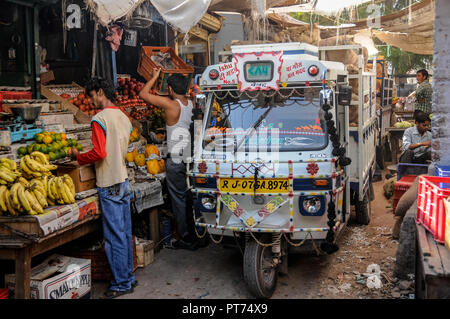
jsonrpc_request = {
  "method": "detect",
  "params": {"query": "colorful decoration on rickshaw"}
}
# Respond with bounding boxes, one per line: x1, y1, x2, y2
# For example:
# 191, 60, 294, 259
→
198, 161, 208, 174
246, 217, 256, 227
307, 162, 319, 175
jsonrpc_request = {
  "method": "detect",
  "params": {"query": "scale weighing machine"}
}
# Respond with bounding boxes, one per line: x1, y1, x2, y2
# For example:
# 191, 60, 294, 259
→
0, 104, 43, 143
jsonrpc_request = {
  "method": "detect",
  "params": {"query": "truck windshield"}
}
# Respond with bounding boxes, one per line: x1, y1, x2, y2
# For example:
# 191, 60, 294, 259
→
203, 87, 328, 152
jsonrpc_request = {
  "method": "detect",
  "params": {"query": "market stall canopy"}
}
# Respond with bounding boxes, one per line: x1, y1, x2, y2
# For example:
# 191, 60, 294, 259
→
350, 0, 434, 55
85, 0, 212, 33
209, 0, 302, 12
266, 0, 373, 16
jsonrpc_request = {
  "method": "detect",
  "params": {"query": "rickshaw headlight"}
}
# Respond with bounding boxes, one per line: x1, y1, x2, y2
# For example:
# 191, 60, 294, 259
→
201, 195, 217, 210
298, 196, 326, 216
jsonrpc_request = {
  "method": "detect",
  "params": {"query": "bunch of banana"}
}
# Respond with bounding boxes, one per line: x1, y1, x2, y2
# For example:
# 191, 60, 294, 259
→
47, 175, 75, 205
0, 158, 21, 186
19, 152, 57, 179
1, 181, 44, 215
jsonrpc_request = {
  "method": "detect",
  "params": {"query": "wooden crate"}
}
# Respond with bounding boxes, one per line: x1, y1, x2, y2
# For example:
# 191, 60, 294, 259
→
41, 82, 91, 124
56, 161, 96, 193
136, 239, 154, 268
70, 236, 138, 281
137, 46, 194, 95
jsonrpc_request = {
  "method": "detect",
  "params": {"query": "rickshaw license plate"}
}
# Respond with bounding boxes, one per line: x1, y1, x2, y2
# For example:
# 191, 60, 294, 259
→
219, 178, 289, 193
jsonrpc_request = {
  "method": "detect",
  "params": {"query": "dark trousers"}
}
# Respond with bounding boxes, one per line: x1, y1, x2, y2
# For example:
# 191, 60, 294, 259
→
165, 158, 196, 241
399, 149, 431, 164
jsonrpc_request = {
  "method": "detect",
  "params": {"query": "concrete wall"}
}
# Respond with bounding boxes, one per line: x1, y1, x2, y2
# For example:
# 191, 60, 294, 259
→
431, 0, 450, 167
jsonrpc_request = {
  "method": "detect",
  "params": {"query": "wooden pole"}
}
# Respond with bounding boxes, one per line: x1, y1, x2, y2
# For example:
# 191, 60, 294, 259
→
91, 22, 98, 77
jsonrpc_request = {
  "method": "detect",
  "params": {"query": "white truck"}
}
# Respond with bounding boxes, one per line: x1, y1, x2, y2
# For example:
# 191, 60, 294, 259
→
189, 42, 377, 298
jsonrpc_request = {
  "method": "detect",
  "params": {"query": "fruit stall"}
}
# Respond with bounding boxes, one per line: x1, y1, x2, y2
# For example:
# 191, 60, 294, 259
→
0, 77, 171, 299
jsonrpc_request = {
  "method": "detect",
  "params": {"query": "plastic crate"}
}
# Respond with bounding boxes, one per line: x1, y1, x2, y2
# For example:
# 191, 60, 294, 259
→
137, 46, 194, 95
417, 176, 450, 243
435, 165, 450, 189
444, 197, 450, 250
393, 174, 417, 212
0, 288, 8, 299
0, 90, 32, 100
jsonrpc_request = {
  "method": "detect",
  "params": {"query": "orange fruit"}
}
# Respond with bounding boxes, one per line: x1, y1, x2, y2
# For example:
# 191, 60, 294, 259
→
61, 133, 67, 140
145, 144, 160, 157
43, 135, 52, 144
146, 159, 160, 175
158, 159, 165, 172
126, 152, 135, 163
134, 154, 146, 167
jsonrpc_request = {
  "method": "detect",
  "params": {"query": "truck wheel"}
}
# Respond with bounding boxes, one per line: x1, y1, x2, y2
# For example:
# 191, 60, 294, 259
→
355, 192, 371, 225
243, 238, 278, 299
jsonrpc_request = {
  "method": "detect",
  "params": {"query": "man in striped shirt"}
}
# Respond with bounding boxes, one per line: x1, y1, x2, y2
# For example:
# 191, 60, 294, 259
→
411, 69, 432, 117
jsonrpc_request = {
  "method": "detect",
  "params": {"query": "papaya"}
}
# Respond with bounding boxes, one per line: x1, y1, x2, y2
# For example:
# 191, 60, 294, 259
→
159, 159, 165, 172
146, 159, 160, 175
145, 144, 160, 157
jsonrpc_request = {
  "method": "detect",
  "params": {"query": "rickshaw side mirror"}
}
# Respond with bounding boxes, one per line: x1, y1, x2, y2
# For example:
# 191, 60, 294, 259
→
195, 94, 207, 113
338, 85, 352, 106
320, 89, 334, 107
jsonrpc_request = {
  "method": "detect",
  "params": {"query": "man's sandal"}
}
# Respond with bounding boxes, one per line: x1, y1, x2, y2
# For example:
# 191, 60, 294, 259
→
102, 287, 134, 299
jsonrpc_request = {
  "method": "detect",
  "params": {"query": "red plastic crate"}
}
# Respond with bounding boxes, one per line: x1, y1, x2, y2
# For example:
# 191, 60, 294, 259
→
0, 288, 9, 299
417, 176, 450, 243
0, 91, 32, 100
393, 175, 417, 212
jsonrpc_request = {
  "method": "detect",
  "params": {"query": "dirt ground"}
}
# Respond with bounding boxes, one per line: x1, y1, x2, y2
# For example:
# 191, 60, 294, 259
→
91, 170, 414, 299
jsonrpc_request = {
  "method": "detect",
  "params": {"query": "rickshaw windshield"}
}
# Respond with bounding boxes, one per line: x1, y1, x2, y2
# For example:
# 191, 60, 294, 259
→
203, 87, 328, 152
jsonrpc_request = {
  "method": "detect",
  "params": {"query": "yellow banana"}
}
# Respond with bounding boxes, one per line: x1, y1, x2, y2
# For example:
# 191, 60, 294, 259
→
5, 190, 18, 216
33, 188, 48, 208
0, 179, 7, 185
63, 175, 76, 197
18, 177, 29, 187
47, 197, 55, 206
30, 179, 45, 194
18, 184, 32, 213
47, 177, 56, 200
31, 152, 49, 165
24, 155, 48, 173
42, 175, 49, 195
0, 158, 17, 171
9, 183, 21, 208
59, 178, 74, 204
44, 164, 58, 171
25, 190, 43, 214
0, 167, 15, 183
0, 186, 7, 212
20, 157, 34, 175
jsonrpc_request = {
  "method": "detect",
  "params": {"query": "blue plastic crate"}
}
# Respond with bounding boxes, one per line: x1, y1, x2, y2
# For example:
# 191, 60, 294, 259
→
435, 165, 450, 188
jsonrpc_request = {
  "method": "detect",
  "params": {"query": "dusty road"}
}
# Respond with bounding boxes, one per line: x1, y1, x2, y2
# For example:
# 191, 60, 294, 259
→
92, 174, 414, 299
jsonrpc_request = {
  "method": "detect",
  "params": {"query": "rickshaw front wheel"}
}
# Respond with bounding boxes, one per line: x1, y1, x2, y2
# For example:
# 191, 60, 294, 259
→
243, 238, 278, 299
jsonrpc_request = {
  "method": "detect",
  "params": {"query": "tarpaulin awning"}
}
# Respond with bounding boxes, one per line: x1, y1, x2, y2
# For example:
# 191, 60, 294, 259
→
372, 30, 433, 55
266, 0, 373, 16
85, 0, 212, 33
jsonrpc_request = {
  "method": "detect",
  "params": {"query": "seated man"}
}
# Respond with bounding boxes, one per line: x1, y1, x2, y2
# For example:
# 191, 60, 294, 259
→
399, 111, 431, 164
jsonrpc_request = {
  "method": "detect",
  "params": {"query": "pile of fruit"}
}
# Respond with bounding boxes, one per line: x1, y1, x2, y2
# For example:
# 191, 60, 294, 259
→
17, 132, 83, 162
0, 153, 76, 216
126, 144, 165, 175
59, 92, 99, 116
393, 121, 415, 128
128, 108, 152, 121
129, 127, 141, 144
116, 96, 147, 108
148, 108, 166, 131
117, 77, 145, 97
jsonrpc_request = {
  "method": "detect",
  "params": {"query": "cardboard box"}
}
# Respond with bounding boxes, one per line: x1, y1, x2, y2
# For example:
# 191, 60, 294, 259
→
57, 161, 96, 192
5, 254, 91, 299
136, 239, 154, 268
